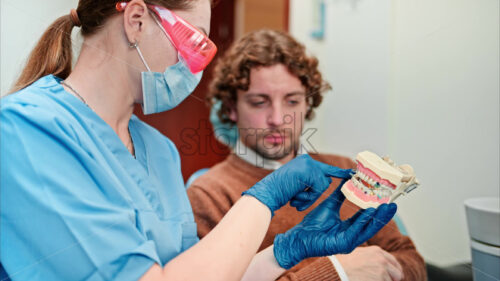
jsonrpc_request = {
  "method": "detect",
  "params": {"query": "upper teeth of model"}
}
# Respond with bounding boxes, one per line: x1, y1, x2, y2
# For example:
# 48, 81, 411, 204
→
352, 170, 393, 198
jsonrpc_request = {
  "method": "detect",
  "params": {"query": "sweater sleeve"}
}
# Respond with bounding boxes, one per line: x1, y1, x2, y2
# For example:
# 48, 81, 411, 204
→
367, 220, 427, 281
276, 257, 341, 281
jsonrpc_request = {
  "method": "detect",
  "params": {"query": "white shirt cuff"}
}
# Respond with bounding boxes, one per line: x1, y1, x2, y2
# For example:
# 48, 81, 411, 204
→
328, 255, 350, 281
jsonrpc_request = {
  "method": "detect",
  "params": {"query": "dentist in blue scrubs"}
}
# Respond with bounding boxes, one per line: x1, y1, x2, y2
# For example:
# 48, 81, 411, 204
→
0, 0, 397, 280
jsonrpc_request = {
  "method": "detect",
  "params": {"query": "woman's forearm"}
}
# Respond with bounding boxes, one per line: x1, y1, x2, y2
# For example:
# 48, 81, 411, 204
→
241, 245, 285, 281
148, 195, 272, 280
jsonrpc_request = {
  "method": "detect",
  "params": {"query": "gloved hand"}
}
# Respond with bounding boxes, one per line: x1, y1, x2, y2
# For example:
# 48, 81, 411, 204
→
242, 154, 353, 216
273, 182, 398, 269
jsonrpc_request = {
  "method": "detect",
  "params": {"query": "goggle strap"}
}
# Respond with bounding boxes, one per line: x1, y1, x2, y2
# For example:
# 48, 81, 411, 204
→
150, 12, 175, 46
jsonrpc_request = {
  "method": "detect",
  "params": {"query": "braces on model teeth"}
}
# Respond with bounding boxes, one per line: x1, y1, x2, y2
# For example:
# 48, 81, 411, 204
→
341, 151, 420, 209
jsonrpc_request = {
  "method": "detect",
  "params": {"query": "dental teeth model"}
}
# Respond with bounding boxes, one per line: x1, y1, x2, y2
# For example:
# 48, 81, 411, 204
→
341, 151, 420, 209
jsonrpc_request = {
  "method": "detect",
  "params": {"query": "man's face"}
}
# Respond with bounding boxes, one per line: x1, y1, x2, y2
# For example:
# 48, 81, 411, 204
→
230, 64, 308, 162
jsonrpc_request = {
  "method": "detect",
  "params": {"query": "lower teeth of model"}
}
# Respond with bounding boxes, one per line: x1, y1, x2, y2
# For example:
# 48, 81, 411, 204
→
353, 177, 391, 199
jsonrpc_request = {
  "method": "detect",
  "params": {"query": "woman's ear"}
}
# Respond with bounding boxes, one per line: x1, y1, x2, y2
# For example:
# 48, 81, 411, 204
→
122, 0, 148, 45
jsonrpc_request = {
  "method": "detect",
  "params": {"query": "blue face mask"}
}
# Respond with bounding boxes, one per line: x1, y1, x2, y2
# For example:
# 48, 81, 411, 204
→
135, 45, 203, 115
210, 100, 239, 148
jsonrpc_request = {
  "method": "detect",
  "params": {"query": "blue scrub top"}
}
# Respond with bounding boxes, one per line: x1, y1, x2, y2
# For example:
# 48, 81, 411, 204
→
0, 75, 200, 281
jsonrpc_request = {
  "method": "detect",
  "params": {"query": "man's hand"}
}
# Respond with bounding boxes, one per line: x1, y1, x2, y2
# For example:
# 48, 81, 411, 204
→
336, 246, 404, 281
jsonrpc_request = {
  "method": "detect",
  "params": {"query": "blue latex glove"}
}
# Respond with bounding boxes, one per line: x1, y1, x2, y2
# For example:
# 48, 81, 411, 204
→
273, 182, 398, 269
242, 154, 353, 216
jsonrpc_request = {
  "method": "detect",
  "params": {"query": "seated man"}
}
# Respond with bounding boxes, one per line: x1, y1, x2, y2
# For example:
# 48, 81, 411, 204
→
187, 29, 426, 281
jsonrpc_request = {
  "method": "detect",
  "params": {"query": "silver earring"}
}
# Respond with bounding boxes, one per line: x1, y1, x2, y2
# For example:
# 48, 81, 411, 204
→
128, 40, 138, 48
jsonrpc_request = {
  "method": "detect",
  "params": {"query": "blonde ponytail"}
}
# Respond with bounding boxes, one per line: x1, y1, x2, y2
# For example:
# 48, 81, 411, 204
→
9, 15, 75, 94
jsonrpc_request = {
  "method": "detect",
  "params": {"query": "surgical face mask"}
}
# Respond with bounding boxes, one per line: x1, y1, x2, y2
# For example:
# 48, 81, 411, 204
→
210, 100, 239, 147
135, 45, 203, 114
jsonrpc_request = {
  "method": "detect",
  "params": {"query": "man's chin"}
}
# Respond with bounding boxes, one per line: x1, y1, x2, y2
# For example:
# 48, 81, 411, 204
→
255, 145, 296, 161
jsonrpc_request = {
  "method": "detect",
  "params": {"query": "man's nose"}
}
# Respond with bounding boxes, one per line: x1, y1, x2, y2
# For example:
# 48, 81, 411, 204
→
267, 104, 284, 127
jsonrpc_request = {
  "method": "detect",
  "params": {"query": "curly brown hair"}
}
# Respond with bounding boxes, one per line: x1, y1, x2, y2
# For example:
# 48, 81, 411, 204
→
207, 29, 331, 125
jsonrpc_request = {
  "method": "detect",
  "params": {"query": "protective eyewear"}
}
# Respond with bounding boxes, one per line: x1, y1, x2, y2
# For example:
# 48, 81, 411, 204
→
116, 2, 217, 73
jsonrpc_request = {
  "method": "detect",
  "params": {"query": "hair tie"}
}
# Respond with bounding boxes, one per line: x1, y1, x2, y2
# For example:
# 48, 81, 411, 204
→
70, 9, 81, 27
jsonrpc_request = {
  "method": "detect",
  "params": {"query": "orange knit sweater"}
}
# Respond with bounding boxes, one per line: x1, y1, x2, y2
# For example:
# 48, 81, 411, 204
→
187, 153, 427, 281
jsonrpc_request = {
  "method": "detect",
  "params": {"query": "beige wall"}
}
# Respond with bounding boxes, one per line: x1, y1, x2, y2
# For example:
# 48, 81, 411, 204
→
1, 0, 81, 96
389, 0, 499, 265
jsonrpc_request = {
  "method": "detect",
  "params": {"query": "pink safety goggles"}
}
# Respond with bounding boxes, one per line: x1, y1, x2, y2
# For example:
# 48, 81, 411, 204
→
116, 2, 217, 73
